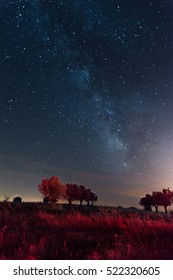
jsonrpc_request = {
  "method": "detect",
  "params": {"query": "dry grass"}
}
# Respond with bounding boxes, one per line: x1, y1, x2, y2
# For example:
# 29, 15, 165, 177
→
0, 203, 173, 259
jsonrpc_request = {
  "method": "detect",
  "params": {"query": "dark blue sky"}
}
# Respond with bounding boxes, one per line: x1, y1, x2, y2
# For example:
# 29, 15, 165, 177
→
0, 0, 173, 207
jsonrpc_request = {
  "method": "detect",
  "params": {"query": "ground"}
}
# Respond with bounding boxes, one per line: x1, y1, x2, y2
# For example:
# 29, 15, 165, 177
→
0, 202, 173, 260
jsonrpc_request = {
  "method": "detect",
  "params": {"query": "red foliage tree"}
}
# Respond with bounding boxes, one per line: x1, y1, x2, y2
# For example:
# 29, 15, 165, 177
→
38, 176, 64, 204
64, 184, 98, 206
140, 188, 173, 213
151, 191, 162, 212
65, 183, 80, 204
160, 188, 173, 213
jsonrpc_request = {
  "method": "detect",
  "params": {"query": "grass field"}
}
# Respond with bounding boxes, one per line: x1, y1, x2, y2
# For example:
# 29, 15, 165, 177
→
0, 202, 173, 260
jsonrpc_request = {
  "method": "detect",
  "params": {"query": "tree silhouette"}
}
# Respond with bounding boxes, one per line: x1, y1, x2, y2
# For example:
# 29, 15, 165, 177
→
160, 188, 173, 213
151, 191, 162, 212
85, 189, 98, 206
78, 185, 87, 205
85, 188, 92, 205
64, 184, 98, 206
65, 183, 79, 204
139, 194, 152, 211
90, 192, 98, 205
140, 188, 173, 213
38, 176, 64, 204
13, 197, 22, 203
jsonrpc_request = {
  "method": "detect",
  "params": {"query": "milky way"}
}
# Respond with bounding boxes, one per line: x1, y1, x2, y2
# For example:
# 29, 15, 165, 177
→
0, 0, 173, 207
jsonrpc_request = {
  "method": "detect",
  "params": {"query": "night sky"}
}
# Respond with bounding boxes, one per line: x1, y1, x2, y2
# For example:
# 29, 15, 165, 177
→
0, 0, 173, 207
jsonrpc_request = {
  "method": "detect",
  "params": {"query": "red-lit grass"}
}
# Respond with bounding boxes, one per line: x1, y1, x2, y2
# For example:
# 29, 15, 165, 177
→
0, 203, 173, 259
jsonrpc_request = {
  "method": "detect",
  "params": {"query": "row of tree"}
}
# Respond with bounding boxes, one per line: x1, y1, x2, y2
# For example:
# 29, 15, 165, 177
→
139, 188, 173, 213
38, 176, 98, 206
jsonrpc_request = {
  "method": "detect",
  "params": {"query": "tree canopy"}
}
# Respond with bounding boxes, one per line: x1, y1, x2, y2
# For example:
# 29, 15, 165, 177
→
38, 176, 98, 206
38, 176, 64, 204
139, 188, 173, 213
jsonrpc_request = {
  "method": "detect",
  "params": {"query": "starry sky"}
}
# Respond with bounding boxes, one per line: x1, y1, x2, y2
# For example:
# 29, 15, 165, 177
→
0, 0, 173, 207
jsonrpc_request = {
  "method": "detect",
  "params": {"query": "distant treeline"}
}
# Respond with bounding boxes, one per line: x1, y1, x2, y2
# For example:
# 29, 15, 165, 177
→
38, 176, 98, 206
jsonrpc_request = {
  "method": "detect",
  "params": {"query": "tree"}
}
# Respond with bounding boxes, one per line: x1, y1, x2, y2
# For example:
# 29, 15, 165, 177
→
140, 188, 173, 213
159, 188, 173, 213
85, 189, 98, 206
65, 183, 79, 204
38, 176, 64, 204
78, 185, 87, 205
13, 197, 22, 203
90, 192, 98, 205
152, 191, 162, 212
139, 194, 153, 211
85, 188, 92, 205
